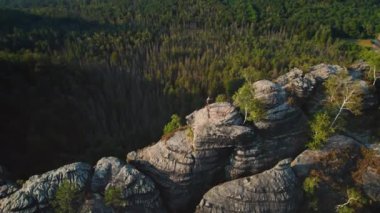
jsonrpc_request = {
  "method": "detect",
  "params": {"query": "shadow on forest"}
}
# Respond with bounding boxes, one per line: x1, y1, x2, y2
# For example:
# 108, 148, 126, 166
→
0, 56, 201, 179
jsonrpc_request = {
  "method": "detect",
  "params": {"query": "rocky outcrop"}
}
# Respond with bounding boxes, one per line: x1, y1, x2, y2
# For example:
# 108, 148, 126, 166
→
127, 103, 255, 212
291, 135, 362, 179
226, 80, 308, 179
0, 162, 91, 212
91, 157, 125, 193
275, 68, 316, 99
1, 63, 378, 213
307, 63, 343, 83
361, 144, 380, 202
196, 159, 301, 213
105, 164, 164, 211
91, 157, 164, 212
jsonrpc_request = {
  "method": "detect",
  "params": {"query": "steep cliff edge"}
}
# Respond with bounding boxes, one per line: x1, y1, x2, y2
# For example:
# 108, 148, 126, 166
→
1, 63, 379, 213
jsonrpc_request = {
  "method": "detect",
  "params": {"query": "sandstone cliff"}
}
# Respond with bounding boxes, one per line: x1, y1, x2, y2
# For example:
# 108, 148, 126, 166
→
1, 63, 379, 213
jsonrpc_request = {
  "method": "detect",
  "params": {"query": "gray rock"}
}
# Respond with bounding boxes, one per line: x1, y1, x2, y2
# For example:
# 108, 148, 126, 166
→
362, 144, 380, 202
0, 162, 91, 212
348, 61, 370, 80
226, 80, 308, 179
127, 103, 255, 211
291, 135, 362, 179
91, 157, 125, 193
358, 80, 378, 110
104, 164, 164, 212
275, 68, 316, 99
307, 63, 344, 82
362, 166, 380, 202
196, 159, 301, 213
252, 80, 287, 109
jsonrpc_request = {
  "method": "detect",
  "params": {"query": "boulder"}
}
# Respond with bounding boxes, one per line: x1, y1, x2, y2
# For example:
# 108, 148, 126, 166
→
251, 80, 287, 109
127, 103, 255, 212
196, 159, 301, 213
91, 157, 125, 193
91, 157, 164, 212
306, 63, 344, 83
275, 68, 316, 99
0, 162, 91, 212
104, 164, 164, 212
291, 135, 362, 179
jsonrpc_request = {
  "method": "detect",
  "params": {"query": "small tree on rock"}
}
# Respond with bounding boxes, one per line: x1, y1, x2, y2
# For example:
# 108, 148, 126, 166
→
324, 69, 363, 128
233, 83, 265, 123
163, 114, 182, 134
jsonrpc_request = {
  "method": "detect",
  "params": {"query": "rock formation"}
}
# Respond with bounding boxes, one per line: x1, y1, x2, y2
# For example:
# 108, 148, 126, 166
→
91, 157, 164, 212
127, 103, 255, 212
226, 80, 309, 179
1, 63, 379, 213
196, 159, 301, 213
0, 162, 91, 212
291, 135, 363, 179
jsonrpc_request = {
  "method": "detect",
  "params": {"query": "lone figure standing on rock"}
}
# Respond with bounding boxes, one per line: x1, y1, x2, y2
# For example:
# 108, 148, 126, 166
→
206, 96, 213, 118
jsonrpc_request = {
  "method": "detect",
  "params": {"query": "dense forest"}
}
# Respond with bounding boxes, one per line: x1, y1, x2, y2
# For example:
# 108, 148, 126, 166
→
0, 0, 379, 178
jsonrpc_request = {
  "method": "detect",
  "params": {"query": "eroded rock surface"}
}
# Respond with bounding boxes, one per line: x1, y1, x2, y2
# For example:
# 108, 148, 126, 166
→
0, 162, 91, 212
226, 80, 308, 179
91, 157, 125, 193
127, 103, 255, 212
275, 68, 316, 99
291, 135, 362, 179
196, 159, 301, 213
105, 164, 164, 211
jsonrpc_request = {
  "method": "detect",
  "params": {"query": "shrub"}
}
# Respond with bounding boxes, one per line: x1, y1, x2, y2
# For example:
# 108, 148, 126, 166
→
307, 111, 335, 150
233, 83, 266, 123
303, 176, 320, 211
163, 114, 182, 134
104, 186, 125, 208
336, 188, 367, 213
215, 94, 228, 103
52, 181, 82, 213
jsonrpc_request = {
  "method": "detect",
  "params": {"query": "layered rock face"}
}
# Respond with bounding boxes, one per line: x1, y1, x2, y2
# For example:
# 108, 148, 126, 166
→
0, 162, 91, 212
196, 159, 301, 213
1, 63, 379, 213
127, 103, 255, 212
226, 80, 309, 179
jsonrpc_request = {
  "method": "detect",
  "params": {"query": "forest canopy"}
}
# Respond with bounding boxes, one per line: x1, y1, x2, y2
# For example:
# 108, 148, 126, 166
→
0, 0, 379, 178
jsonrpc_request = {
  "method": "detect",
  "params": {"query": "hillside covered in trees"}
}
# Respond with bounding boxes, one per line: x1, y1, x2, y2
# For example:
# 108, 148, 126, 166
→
0, 0, 379, 178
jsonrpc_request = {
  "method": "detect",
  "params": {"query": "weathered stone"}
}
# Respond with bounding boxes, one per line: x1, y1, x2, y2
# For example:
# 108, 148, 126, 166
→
251, 80, 287, 109
361, 144, 380, 202
275, 68, 316, 99
226, 79, 308, 179
291, 135, 362, 179
197, 159, 301, 213
128, 103, 255, 212
91, 157, 125, 193
0, 162, 91, 212
105, 164, 165, 212
306, 63, 344, 82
